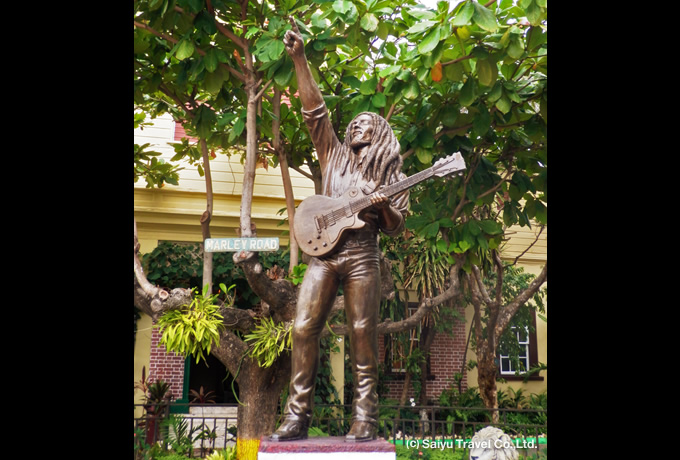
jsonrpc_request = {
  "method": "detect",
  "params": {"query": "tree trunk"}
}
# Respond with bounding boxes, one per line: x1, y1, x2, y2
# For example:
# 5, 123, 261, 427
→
418, 321, 435, 406
272, 88, 299, 270
398, 372, 412, 406
477, 353, 499, 424
211, 327, 291, 460
234, 358, 291, 460
199, 138, 214, 294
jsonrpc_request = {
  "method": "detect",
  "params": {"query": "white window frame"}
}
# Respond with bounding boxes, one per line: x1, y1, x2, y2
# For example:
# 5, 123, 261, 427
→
499, 326, 530, 375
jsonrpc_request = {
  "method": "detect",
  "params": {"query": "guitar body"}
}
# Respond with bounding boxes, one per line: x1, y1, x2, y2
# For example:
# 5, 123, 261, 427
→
294, 187, 367, 257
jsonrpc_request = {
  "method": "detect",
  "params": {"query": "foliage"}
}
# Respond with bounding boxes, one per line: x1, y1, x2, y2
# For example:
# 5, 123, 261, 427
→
189, 385, 216, 404
134, 426, 154, 460
135, 365, 174, 405
395, 444, 467, 460
287, 263, 307, 286
134, 112, 183, 189
161, 414, 216, 456
205, 447, 237, 460
242, 316, 292, 368
156, 283, 233, 364
437, 386, 489, 432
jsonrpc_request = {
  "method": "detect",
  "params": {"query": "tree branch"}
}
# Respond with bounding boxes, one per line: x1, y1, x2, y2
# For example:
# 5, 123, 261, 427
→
134, 19, 245, 83
512, 225, 545, 265
330, 259, 463, 336
234, 251, 297, 319
494, 262, 547, 339
134, 218, 192, 321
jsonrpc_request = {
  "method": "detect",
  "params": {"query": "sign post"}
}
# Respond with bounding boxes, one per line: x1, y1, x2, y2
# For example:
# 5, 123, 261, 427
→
204, 237, 280, 253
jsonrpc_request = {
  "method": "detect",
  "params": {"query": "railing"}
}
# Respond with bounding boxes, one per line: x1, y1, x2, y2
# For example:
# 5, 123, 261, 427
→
134, 403, 239, 457
312, 403, 546, 457
134, 403, 546, 458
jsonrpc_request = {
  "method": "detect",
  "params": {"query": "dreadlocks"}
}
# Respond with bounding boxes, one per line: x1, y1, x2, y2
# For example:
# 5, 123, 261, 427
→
333, 112, 403, 189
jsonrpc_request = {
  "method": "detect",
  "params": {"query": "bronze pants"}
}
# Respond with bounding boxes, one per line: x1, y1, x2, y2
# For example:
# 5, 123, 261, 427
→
283, 239, 381, 425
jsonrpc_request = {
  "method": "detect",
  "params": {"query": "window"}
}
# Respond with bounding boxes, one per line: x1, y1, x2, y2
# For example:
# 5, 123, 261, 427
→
385, 303, 433, 376
499, 326, 530, 375
389, 304, 420, 372
496, 310, 543, 381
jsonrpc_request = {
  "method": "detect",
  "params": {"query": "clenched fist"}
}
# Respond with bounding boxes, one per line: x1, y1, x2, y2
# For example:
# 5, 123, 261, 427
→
283, 18, 305, 59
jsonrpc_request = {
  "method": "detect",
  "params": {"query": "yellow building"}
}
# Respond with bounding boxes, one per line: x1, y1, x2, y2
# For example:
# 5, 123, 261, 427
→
134, 113, 546, 409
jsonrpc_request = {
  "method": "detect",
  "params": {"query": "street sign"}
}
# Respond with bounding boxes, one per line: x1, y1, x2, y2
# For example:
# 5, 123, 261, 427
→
204, 237, 280, 253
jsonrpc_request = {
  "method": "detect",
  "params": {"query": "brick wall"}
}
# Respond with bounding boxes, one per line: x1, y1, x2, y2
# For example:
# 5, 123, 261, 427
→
378, 304, 468, 403
148, 327, 186, 402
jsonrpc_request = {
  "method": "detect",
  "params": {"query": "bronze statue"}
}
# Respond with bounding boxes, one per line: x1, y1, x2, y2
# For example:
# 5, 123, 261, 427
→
270, 21, 410, 443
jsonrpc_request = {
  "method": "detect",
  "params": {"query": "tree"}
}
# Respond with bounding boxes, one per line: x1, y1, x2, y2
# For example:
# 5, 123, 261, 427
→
372, 0, 547, 420
134, 0, 547, 456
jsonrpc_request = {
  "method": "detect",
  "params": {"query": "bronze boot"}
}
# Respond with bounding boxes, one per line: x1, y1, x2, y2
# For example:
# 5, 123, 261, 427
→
270, 418, 309, 442
345, 420, 377, 442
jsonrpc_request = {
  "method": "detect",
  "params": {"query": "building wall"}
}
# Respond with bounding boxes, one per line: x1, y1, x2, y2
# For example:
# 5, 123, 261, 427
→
378, 302, 469, 403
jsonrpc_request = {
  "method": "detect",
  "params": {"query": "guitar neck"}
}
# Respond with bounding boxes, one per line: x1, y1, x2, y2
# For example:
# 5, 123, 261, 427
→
349, 167, 435, 215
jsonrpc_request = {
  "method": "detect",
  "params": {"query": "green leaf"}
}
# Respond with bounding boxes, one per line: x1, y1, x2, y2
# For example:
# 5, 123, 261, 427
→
424, 222, 440, 238
478, 219, 502, 235
495, 92, 512, 114
476, 58, 497, 87
417, 129, 435, 149
274, 58, 294, 87
148, 0, 165, 11
507, 36, 524, 60
379, 64, 401, 78
407, 20, 437, 35
194, 105, 216, 139
333, 0, 354, 14
440, 105, 458, 127
472, 1, 499, 32
403, 79, 420, 100
415, 147, 432, 164
418, 24, 442, 54
377, 21, 389, 40
268, 40, 285, 60
360, 13, 379, 32
203, 49, 219, 72
459, 77, 477, 106
175, 39, 195, 60
204, 69, 224, 94
360, 76, 378, 95
371, 92, 386, 108
452, 1, 475, 26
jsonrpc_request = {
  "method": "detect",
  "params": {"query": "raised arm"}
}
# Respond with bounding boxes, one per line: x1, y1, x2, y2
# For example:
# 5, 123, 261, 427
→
283, 19, 325, 112
283, 19, 339, 172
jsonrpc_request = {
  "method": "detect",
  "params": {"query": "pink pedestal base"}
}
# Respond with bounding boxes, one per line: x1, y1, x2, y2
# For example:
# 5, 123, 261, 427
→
258, 436, 396, 460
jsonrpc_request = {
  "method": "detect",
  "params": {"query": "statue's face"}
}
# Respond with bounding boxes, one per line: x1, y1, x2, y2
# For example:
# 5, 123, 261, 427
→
348, 114, 374, 150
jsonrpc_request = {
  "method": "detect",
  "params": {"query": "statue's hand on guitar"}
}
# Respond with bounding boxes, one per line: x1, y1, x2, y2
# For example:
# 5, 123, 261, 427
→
368, 192, 391, 210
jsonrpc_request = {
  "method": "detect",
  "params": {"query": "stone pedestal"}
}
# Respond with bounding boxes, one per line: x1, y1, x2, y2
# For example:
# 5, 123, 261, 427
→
258, 436, 396, 460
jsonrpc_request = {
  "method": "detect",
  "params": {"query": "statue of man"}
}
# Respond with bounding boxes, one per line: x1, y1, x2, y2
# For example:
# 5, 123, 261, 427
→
270, 22, 409, 443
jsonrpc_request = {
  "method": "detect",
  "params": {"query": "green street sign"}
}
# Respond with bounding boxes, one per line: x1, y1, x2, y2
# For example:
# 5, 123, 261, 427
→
204, 237, 280, 252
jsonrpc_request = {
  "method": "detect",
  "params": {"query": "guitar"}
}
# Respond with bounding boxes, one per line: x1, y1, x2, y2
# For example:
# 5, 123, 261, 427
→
294, 152, 467, 257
